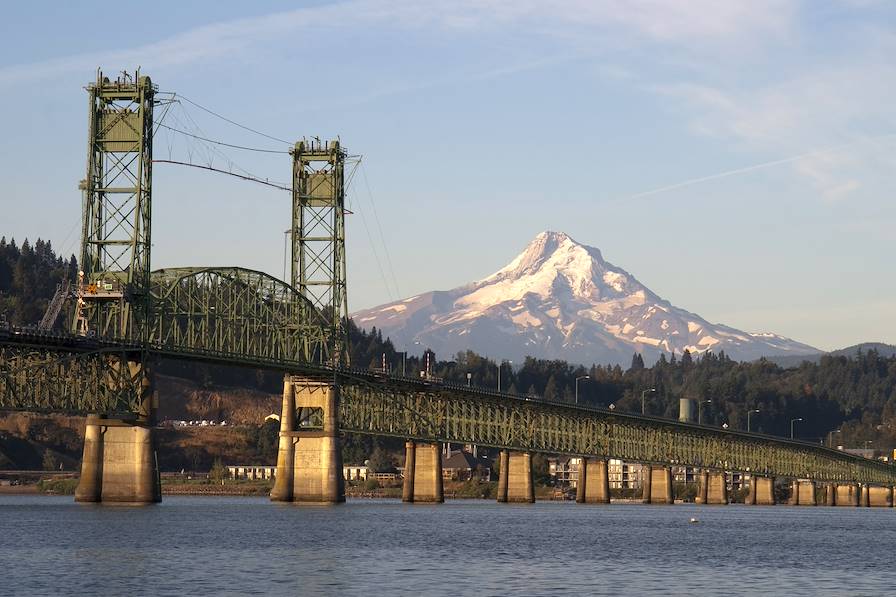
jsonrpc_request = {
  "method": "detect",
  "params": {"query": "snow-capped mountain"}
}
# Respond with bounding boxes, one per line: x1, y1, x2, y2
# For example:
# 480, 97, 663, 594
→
352, 231, 819, 365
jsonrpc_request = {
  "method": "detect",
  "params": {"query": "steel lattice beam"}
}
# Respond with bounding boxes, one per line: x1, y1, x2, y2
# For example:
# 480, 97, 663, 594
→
75, 70, 155, 340
291, 140, 349, 367
337, 382, 896, 485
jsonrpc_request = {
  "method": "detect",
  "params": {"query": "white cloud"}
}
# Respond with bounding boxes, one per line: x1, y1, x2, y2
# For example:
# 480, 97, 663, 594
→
0, 0, 799, 87
656, 57, 896, 198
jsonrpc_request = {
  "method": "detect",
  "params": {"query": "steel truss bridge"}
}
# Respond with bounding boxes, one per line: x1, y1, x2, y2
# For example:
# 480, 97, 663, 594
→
1, 70, 894, 487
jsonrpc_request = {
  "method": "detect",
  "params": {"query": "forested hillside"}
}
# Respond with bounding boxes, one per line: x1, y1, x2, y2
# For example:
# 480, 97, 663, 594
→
0, 237, 77, 326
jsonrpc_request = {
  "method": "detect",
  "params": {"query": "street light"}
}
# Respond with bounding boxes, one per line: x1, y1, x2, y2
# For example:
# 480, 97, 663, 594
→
575, 375, 590, 405
747, 409, 760, 433
466, 372, 472, 387
790, 417, 803, 439
698, 399, 712, 425
641, 388, 656, 415
396, 351, 407, 376
827, 429, 841, 448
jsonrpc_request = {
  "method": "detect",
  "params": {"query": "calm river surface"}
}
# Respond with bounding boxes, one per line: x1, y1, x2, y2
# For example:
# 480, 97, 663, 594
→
1, 496, 894, 596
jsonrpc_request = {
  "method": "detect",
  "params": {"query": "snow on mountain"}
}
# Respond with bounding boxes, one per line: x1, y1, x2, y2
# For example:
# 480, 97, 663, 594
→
351, 231, 819, 366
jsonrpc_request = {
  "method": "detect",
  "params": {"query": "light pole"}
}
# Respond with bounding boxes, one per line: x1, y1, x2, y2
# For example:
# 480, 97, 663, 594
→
640, 388, 656, 415
396, 351, 407, 376
827, 429, 841, 448
575, 375, 590, 405
790, 417, 803, 439
747, 409, 760, 433
698, 399, 712, 425
466, 372, 472, 387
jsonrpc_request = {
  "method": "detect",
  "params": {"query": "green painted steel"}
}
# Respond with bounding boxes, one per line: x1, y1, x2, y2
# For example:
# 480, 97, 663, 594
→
338, 382, 896, 485
75, 70, 155, 340
3, 332, 895, 484
149, 267, 328, 365
291, 140, 349, 367
0, 344, 147, 415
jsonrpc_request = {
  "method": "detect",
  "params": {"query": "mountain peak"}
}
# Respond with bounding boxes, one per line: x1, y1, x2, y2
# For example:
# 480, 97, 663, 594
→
351, 233, 819, 366
493, 231, 605, 281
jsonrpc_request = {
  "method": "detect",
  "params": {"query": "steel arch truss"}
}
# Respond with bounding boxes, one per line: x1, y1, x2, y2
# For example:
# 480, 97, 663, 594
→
339, 383, 896, 485
149, 267, 328, 364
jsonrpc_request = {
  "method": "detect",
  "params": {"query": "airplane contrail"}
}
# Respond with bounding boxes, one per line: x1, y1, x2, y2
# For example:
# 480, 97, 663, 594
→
612, 135, 894, 203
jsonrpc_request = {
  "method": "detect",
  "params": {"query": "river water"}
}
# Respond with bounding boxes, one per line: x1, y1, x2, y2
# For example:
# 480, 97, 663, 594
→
0, 496, 893, 596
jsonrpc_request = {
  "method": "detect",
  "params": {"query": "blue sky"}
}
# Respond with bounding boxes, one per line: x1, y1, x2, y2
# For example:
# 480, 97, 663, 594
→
1, 0, 894, 351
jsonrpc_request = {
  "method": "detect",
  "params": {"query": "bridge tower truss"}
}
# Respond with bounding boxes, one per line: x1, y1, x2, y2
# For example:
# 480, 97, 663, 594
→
291, 140, 349, 366
74, 70, 155, 341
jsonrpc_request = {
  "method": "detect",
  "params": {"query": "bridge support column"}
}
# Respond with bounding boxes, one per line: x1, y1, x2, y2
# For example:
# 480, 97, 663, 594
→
750, 476, 775, 505
825, 483, 836, 506
707, 471, 728, 504
861, 484, 871, 507
497, 451, 534, 503
797, 480, 817, 506
270, 377, 344, 504
576, 458, 610, 504
696, 471, 709, 504
496, 450, 510, 503
868, 486, 892, 507
402, 441, 416, 502
75, 415, 161, 504
75, 360, 160, 505
643, 466, 673, 504
834, 483, 860, 506
401, 441, 443, 503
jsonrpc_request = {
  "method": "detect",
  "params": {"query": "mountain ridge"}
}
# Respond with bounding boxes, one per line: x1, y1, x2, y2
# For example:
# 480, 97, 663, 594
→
352, 231, 818, 366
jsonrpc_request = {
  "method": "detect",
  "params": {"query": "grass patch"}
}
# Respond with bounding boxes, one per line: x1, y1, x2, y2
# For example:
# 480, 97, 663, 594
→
37, 478, 78, 495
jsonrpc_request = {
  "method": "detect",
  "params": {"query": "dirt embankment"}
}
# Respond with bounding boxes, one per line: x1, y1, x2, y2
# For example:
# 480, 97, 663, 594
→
155, 374, 280, 425
0, 374, 281, 472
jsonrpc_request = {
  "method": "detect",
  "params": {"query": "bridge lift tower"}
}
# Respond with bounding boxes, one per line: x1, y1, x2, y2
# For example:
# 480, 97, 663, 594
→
72, 71, 160, 503
75, 70, 155, 341
290, 139, 349, 367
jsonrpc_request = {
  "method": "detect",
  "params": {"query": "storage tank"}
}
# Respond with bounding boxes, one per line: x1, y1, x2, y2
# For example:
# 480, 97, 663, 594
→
679, 398, 696, 423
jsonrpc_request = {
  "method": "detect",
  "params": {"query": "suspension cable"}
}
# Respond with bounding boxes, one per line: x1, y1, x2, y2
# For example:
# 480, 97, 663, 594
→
156, 122, 289, 154
161, 91, 293, 146
153, 159, 291, 192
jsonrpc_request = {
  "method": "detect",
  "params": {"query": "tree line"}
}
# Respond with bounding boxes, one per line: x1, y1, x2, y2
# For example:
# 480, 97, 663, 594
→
0, 237, 77, 326
353, 322, 896, 450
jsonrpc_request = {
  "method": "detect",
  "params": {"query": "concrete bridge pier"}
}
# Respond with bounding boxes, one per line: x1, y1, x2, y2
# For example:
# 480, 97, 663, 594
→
695, 471, 708, 504
860, 484, 871, 507
834, 483, 860, 506
496, 450, 534, 503
271, 377, 344, 504
75, 416, 161, 504
706, 471, 728, 505
576, 458, 610, 504
75, 360, 160, 504
867, 486, 892, 507
789, 480, 816, 506
401, 440, 444, 503
642, 465, 673, 504
749, 476, 776, 505
824, 483, 836, 506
